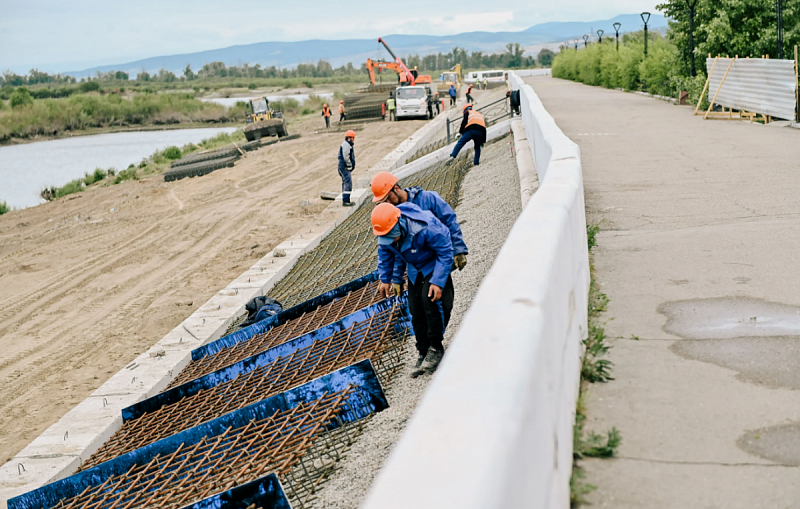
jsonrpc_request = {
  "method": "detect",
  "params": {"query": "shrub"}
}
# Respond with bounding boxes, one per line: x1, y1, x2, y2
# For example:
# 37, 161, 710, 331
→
0, 201, 10, 215
10, 87, 34, 108
162, 146, 182, 160
83, 167, 107, 186
55, 179, 85, 198
79, 81, 101, 93
248, 83, 257, 90
114, 167, 137, 184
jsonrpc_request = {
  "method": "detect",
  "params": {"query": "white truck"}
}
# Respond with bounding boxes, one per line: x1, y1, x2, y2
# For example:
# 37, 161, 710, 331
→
394, 85, 434, 120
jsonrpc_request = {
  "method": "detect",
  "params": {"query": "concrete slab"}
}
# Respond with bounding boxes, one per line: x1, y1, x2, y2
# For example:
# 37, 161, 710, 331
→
527, 75, 800, 505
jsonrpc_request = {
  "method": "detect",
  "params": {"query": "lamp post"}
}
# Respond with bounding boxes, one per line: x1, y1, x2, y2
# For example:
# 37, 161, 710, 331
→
685, 0, 697, 76
583, 34, 590, 47
641, 12, 651, 57
613, 22, 622, 51
777, 0, 784, 59
597, 30, 604, 44
574, 39, 578, 50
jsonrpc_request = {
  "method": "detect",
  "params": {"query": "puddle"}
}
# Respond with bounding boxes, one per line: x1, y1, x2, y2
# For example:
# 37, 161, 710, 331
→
737, 422, 800, 465
659, 298, 800, 340
672, 336, 800, 390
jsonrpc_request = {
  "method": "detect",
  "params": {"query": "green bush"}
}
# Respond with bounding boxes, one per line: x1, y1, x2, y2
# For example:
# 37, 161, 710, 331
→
114, 167, 137, 184
247, 83, 257, 90
10, 87, 34, 108
0, 201, 10, 215
79, 81, 101, 93
162, 146, 182, 160
55, 179, 85, 198
83, 168, 107, 186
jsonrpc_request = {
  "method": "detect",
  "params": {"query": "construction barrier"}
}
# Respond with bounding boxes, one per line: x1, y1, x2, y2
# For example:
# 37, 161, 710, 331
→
363, 70, 589, 509
706, 57, 797, 120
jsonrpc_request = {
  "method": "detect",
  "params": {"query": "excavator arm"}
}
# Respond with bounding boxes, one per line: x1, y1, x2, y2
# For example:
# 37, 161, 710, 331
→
378, 37, 416, 86
366, 58, 406, 86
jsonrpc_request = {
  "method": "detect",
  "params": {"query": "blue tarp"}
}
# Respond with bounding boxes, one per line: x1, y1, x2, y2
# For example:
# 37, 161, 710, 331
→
179, 473, 291, 509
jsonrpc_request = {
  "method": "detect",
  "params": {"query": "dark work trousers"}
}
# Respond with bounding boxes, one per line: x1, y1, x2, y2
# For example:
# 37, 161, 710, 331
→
466, 92, 474, 103
450, 129, 485, 165
324, 116, 330, 128
449, 95, 456, 106
340, 113, 346, 122
338, 166, 352, 203
407, 273, 454, 355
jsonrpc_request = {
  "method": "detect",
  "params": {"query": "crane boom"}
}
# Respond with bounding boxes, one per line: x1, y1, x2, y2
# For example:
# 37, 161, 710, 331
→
377, 37, 416, 86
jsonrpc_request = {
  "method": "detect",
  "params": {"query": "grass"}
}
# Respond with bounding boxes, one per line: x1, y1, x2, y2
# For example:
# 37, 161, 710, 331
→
41, 129, 246, 201
570, 221, 621, 507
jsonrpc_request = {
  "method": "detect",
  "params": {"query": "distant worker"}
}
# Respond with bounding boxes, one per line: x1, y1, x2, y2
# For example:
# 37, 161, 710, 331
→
372, 202, 455, 376
339, 100, 346, 122
338, 130, 357, 207
466, 83, 474, 103
387, 91, 396, 121
371, 171, 468, 272
434, 92, 441, 114
449, 104, 486, 166
448, 84, 457, 106
482, 77, 489, 90
322, 103, 332, 128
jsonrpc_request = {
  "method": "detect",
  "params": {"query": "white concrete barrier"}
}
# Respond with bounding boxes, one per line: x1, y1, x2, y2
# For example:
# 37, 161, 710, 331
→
363, 71, 589, 509
514, 68, 553, 78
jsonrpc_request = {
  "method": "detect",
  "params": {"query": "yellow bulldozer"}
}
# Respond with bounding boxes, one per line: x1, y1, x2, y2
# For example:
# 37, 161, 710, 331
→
438, 64, 462, 98
244, 96, 289, 141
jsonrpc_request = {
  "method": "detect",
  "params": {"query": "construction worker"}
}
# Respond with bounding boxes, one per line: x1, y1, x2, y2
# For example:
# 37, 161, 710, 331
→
372, 202, 454, 376
448, 83, 457, 106
433, 91, 441, 114
371, 171, 467, 271
465, 83, 474, 103
449, 104, 486, 165
483, 77, 489, 90
322, 103, 332, 128
338, 130, 357, 207
387, 91, 396, 121
339, 100, 346, 122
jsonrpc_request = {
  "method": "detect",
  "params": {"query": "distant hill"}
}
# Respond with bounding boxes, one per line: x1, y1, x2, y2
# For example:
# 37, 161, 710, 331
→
67, 13, 668, 78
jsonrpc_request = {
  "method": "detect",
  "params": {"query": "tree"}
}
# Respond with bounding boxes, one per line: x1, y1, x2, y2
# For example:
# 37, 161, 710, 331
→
505, 43, 525, 68
10, 87, 34, 108
538, 49, 556, 67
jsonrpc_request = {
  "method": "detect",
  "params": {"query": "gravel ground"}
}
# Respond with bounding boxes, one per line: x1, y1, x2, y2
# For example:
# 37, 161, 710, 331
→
306, 136, 522, 509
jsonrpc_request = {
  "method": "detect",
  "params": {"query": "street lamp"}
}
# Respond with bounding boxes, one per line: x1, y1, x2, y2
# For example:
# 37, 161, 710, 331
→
613, 22, 622, 51
583, 34, 590, 47
641, 12, 651, 57
597, 30, 604, 44
777, 0, 784, 59
574, 39, 579, 50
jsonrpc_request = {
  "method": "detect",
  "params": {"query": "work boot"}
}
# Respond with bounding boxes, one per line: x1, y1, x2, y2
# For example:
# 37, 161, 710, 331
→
342, 201, 355, 207
412, 347, 444, 377
409, 351, 428, 378
415, 352, 426, 369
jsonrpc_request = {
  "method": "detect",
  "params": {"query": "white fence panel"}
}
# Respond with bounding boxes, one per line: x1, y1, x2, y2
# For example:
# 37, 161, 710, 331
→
707, 57, 797, 120
362, 71, 589, 509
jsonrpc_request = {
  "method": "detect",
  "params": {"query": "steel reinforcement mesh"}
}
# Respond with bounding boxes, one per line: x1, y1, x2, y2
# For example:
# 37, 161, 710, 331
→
82, 304, 408, 470
267, 155, 473, 307
52, 389, 371, 509
169, 281, 384, 389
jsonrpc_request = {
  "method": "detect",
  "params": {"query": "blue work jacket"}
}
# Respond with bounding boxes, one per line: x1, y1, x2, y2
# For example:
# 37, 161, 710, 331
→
449, 86, 457, 98
377, 202, 454, 288
338, 139, 355, 172
405, 186, 467, 255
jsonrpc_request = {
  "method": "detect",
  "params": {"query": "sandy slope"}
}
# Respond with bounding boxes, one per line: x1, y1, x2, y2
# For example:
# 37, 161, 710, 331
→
0, 115, 426, 462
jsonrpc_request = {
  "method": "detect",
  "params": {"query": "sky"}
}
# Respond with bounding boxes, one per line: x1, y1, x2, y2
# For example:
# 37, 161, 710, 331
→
1, 0, 662, 74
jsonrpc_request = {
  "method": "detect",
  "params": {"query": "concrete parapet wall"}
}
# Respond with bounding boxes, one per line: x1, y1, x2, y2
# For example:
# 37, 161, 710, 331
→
363, 71, 589, 509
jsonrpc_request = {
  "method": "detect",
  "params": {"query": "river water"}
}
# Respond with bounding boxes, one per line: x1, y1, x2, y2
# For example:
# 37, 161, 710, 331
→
201, 92, 333, 108
0, 127, 237, 209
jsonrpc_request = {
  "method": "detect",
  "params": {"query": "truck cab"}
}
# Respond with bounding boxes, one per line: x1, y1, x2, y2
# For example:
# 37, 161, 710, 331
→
395, 85, 431, 120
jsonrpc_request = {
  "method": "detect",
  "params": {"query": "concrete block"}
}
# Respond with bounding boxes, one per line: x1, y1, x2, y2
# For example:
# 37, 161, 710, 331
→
0, 456, 81, 509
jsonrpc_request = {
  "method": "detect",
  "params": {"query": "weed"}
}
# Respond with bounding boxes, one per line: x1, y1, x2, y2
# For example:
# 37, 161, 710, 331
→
630, 334, 640, 341
54, 179, 85, 198
586, 223, 600, 251
162, 146, 182, 160
575, 428, 621, 459
83, 168, 107, 186
0, 201, 10, 215
570, 466, 596, 507
113, 167, 137, 184
582, 324, 614, 383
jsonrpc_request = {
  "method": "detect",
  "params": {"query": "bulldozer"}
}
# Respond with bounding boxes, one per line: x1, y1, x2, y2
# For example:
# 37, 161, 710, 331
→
438, 64, 462, 98
243, 96, 289, 142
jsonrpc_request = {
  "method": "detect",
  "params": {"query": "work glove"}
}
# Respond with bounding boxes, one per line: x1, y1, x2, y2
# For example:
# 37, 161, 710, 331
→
392, 283, 404, 296
454, 253, 468, 271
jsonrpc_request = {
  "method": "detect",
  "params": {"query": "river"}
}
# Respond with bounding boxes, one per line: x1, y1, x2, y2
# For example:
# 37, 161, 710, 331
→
201, 92, 334, 108
0, 127, 237, 209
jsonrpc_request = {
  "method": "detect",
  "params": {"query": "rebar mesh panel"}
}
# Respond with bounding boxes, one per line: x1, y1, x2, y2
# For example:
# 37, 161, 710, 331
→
83, 304, 408, 469
268, 156, 472, 307
169, 281, 385, 389
49, 390, 369, 509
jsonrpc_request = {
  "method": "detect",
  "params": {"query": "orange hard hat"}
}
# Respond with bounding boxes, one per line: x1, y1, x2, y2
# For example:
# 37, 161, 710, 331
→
371, 171, 399, 203
371, 203, 401, 236
340, 100, 344, 103
462, 103, 473, 113
345, 130, 357, 138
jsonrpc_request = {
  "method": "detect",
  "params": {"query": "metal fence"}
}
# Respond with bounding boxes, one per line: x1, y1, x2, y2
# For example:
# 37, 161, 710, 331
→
706, 57, 797, 120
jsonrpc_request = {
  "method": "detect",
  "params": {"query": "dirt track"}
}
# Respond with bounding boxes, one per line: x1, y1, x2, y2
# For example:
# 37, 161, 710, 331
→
0, 115, 426, 462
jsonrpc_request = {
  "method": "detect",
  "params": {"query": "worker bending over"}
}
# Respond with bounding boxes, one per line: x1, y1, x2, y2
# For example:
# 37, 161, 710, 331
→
322, 103, 332, 128
338, 130, 357, 207
449, 104, 486, 165
339, 100, 346, 122
371, 171, 467, 271
372, 202, 454, 376
465, 83, 474, 103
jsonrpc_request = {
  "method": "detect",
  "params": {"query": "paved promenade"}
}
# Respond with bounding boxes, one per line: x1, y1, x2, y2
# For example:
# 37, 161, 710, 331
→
527, 76, 800, 508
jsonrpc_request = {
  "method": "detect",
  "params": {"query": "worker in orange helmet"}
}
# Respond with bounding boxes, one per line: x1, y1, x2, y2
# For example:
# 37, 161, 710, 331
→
338, 130, 357, 207
449, 103, 486, 165
371, 171, 467, 271
321, 103, 332, 128
372, 202, 454, 376
339, 100, 346, 122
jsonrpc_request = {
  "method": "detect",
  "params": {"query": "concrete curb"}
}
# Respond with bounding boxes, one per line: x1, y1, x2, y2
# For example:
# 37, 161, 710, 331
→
0, 109, 452, 508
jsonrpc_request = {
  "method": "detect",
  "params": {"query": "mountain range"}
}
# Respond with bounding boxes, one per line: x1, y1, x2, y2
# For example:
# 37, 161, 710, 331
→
68, 13, 668, 78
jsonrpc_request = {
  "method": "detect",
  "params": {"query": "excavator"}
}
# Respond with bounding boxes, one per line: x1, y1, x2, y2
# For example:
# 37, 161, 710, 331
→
376, 37, 432, 85
438, 64, 462, 97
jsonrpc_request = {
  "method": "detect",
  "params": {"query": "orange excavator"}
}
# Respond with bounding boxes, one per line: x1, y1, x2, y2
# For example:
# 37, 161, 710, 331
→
374, 37, 432, 85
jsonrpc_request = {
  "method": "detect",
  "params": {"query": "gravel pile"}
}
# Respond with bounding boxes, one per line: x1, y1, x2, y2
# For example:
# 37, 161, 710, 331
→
306, 136, 522, 509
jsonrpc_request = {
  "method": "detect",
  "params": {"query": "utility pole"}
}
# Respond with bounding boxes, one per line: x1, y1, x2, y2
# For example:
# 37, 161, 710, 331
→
613, 22, 622, 51
597, 30, 604, 44
777, 0, 784, 59
641, 12, 651, 57
684, 0, 698, 76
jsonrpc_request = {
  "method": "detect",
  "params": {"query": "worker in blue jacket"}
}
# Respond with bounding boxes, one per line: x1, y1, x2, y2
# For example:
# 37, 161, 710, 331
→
372, 202, 454, 376
371, 171, 467, 271
337, 130, 357, 207
448, 84, 457, 106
